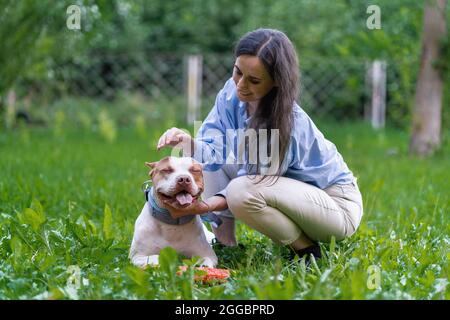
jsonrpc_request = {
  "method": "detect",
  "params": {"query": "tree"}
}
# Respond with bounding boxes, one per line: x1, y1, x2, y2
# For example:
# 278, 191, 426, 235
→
410, 0, 447, 156
0, 0, 54, 96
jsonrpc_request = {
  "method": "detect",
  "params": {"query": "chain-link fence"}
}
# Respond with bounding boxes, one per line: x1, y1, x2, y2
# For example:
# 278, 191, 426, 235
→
18, 53, 416, 127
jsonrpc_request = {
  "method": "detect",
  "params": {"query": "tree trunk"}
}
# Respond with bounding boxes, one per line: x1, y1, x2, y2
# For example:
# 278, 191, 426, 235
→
409, 0, 447, 156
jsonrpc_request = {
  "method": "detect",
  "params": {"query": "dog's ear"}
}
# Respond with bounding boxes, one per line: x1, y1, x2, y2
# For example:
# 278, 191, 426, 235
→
191, 159, 205, 170
145, 161, 157, 169
145, 161, 158, 178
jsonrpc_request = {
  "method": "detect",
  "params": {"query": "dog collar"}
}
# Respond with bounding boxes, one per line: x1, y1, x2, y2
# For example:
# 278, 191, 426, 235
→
142, 183, 223, 227
146, 187, 196, 225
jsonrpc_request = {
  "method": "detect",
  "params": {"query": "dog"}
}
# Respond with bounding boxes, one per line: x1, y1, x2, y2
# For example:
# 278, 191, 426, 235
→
129, 156, 218, 268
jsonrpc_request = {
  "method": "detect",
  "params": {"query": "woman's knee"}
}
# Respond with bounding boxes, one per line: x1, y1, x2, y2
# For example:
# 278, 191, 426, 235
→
226, 176, 261, 218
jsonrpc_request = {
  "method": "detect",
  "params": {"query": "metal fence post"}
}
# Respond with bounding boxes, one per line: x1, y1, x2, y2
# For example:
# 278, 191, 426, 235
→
366, 60, 387, 129
186, 55, 203, 124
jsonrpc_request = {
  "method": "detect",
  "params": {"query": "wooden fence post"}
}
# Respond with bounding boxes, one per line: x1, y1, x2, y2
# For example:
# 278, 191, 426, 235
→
5, 89, 16, 129
364, 61, 372, 123
365, 60, 387, 129
186, 55, 202, 124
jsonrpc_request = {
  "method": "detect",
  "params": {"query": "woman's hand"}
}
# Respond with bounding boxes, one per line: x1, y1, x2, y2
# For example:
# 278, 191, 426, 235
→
162, 198, 211, 219
157, 127, 194, 155
162, 195, 228, 219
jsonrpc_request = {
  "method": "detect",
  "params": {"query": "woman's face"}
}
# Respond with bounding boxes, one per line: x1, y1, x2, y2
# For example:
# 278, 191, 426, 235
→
232, 54, 275, 103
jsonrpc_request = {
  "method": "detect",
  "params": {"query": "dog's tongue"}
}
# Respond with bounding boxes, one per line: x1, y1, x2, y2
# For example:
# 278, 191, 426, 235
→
176, 192, 193, 206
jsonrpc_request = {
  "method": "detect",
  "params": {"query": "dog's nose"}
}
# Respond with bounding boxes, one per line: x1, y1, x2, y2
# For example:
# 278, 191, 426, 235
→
177, 175, 191, 185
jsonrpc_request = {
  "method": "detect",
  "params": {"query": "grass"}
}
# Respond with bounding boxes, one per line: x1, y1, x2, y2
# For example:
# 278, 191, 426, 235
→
0, 117, 448, 300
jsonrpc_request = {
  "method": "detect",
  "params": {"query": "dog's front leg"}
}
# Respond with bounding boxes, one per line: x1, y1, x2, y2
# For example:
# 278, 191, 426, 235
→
129, 233, 161, 268
130, 252, 159, 268
129, 204, 161, 268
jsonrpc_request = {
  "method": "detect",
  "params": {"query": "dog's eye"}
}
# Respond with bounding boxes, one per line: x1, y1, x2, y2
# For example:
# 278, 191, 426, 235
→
190, 167, 201, 173
160, 168, 173, 174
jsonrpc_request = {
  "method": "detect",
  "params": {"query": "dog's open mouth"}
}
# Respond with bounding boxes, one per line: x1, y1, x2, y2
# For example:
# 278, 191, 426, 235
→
175, 191, 194, 206
157, 190, 199, 207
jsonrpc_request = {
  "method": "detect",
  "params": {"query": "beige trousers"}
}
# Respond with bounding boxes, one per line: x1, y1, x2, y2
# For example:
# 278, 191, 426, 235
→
203, 165, 363, 245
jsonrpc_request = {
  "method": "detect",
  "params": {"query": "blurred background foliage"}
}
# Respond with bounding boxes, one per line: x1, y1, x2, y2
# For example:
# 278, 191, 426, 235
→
0, 0, 449, 129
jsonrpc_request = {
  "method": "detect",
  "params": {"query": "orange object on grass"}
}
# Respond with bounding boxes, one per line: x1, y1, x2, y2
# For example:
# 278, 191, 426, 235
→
177, 266, 230, 284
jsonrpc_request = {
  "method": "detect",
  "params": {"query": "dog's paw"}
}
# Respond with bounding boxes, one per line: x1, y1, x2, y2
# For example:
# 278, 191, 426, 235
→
131, 256, 148, 268
131, 255, 159, 268
147, 255, 159, 265
199, 257, 216, 268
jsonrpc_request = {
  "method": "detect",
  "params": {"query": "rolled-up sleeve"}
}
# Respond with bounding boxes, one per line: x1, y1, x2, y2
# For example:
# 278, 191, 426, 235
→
214, 188, 227, 199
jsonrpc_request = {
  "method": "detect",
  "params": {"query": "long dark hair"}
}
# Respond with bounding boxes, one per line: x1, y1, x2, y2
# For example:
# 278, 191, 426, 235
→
234, 28, 300, 182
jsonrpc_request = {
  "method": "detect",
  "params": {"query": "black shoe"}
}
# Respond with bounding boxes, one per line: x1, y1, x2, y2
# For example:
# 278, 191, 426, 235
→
290, 243, 322, 264
211, 237, 226, 249
211, 238, 245, 250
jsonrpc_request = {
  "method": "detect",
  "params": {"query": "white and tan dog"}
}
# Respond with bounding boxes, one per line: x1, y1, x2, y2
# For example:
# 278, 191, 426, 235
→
129, 156, 217, 268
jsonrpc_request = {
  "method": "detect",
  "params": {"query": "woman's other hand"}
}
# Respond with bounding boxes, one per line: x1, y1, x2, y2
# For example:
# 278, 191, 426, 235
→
157, 127, 194, 154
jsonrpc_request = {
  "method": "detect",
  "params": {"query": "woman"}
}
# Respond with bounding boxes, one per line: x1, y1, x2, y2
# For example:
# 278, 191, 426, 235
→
156, 28, 363, 261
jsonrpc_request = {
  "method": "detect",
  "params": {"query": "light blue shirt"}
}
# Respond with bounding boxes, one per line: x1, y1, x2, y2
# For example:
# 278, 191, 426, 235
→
193, 78, 356, 191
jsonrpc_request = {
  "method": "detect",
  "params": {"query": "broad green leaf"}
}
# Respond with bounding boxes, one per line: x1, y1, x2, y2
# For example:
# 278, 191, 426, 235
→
330, 236, 336, 255
180, 280, 193, 300
18, 207, 46, 232
35, 251, 57, 272
103, 204, 113, 240
83, 216, 97, 237
159, 247, 178, 276
9, 236, 23, 269
9, 236, 23, 256
30, 199, 44, 216
66, 220, 88, 247
125, 266, 146, 286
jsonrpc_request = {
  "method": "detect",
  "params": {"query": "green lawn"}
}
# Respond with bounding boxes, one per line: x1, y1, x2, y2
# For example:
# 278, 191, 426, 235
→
0, 120, 448, 299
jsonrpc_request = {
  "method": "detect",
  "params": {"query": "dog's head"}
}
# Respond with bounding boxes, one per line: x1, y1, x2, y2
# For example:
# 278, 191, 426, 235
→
145, 156, 204, 208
